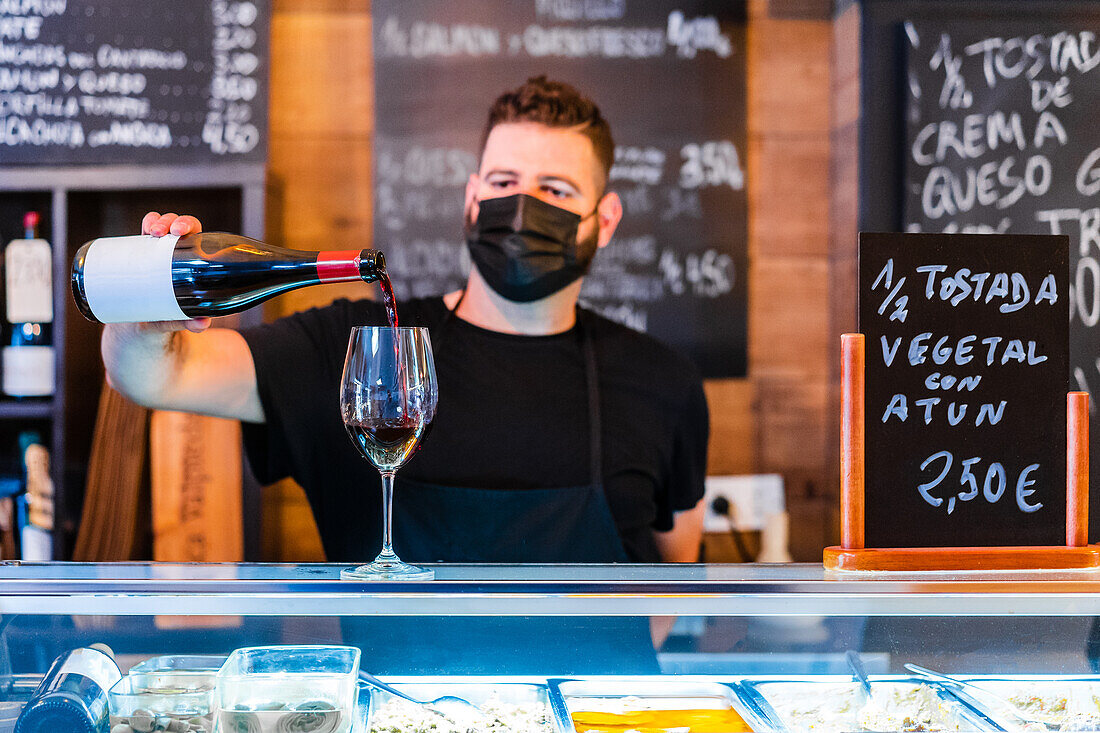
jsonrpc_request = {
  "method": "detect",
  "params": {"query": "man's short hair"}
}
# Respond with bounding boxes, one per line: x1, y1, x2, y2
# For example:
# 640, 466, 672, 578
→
480, 76, 615, 184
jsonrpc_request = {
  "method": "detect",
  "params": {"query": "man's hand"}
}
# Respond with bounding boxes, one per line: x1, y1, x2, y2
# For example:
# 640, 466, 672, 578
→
100, 212, 264, 422
140, 211, 210, 334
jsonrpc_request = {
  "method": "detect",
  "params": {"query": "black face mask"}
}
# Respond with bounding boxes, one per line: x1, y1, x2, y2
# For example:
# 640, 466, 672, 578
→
465, 193, 599, 303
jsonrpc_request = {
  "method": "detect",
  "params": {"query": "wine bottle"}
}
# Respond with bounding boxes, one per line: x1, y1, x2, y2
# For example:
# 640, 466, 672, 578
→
3, 212, 54, 398
71, 232, 387, 323
14, 645, 121, 733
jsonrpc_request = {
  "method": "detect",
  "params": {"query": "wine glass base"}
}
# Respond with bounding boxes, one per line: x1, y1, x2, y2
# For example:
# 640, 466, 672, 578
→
341, 561, 434, 582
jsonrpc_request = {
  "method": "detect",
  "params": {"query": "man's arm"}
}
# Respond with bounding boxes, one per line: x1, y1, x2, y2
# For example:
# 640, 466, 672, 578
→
100, 212, 265, 423
103, 324, 263, 422
654, 500, 705, 562
650, 500, 705, 647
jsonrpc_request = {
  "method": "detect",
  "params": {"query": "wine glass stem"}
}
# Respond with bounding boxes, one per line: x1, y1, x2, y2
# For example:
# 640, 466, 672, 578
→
379, 470, 397, 561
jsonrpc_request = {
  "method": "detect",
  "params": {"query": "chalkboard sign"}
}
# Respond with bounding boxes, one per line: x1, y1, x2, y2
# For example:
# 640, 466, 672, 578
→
372, 0, 747, 377
0, 0, 268, 165
902, 19, 1100, 538
860, 232, 1068, 548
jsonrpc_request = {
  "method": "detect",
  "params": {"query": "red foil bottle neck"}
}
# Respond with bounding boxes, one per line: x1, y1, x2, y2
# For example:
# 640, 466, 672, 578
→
316, 250, 363, 283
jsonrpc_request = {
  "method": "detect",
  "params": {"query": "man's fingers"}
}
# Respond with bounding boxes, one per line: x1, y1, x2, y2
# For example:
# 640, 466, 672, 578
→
170, 215, 202, 236
142, 317, 210, 334
142, 320, 192, 333
143, 212, 201, 237
184, 317, 212, 333
141, 211, 161, 235
150, 213, 179, 237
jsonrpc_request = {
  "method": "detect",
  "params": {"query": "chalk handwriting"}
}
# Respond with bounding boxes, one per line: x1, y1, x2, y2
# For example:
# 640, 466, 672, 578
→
965, 32, 1100, 89
917, 451, 1042, 515
666, 11, 732, 59
679, 140, 744, 190
920, 156, 1053, 219
915, 266, 1058, 312
610, 146, 665, 185
534, 0, 626, 21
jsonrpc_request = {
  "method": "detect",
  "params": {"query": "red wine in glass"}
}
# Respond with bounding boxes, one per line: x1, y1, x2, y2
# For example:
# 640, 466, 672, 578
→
345, 419, 426, 472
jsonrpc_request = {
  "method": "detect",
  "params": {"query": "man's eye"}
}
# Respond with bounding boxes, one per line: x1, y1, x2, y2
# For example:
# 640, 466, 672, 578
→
490, 180, 514, 189
543, 185, 570, 198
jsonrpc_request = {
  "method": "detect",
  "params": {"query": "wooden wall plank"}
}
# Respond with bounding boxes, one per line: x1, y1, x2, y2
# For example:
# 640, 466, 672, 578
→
755, 379, 829, 473
267, 139, 373, 254
748, 16, 832, 135
832, 5, 861, 128
749, 135, 831, 257
270, 14, 373, 138
275, 0, 370, 13
264, 135, 375, 317
788, 495, 833, 559
750, 257, 830, 378
704, 379, 756, 475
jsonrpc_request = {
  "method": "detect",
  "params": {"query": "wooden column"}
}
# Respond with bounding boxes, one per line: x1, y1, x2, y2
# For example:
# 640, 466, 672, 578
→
840, 333, 864, 549
1067, 391, 1089, 547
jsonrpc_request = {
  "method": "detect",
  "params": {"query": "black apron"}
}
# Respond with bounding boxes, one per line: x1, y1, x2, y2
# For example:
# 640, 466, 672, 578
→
343, 301, 659, 674
392, 305, 628, 564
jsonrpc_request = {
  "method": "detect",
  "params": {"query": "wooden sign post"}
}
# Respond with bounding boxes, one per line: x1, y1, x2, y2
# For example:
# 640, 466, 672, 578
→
825, 233, 1099, 571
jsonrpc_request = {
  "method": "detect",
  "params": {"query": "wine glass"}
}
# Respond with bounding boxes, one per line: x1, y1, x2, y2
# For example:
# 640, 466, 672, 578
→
339, 326, 438, 581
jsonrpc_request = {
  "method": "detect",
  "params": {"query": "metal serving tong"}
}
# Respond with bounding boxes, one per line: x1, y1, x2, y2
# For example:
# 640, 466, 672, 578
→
905, 663, 1079, 731
358, 670, 515, 731
846, 650, 873, 696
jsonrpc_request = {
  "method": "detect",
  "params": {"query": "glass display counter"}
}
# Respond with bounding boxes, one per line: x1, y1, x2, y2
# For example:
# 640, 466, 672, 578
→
3, 562, 1100, 731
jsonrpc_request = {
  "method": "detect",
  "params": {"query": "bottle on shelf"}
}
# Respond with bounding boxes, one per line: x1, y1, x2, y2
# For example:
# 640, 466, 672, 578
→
14, 644, 120, 733
19, 431, 53, 562
71, 232, 387, 324
3, 212, 54, 398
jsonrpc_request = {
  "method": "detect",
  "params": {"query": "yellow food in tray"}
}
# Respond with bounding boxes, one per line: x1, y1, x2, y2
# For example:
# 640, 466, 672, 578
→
570, 705, 754, 733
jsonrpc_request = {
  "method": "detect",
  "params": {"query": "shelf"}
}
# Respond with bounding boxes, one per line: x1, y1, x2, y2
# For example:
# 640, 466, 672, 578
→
4, 562, 1100, 616
0, 401, 53, 420
1, 172, 264, 561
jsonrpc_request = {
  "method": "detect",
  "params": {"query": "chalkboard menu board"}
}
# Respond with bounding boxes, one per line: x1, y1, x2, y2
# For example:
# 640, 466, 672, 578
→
903, 19, 1100, 539
372, 0, 747, 376
860, 232, 1068, 548
0, 0, 268, 165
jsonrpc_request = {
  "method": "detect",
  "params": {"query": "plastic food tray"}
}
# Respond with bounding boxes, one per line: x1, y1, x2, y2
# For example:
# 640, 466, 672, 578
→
549, 676, 772, 733
739, 675, 1000, 732
363, 677, 566, 733
931, 675, 1100, 732
129, 654, 227, 677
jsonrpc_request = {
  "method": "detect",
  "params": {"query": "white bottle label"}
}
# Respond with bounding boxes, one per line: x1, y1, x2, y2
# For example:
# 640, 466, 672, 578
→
3, 345, 54, 396
83, 234, 188, 322
54, 648, 121, 692
21, 524, 52, 562
5, 237, 52, 324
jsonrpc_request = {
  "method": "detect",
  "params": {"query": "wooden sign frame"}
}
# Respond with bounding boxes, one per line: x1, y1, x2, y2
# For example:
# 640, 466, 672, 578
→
823, 333, 1099, 572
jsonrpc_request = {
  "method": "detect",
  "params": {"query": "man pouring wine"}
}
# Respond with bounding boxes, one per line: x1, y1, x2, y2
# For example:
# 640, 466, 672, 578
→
103, 75, 707, 566
100, 77, 709, 668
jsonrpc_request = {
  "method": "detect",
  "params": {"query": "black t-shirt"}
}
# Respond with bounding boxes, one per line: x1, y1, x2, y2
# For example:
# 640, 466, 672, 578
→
240, 296, 708, 562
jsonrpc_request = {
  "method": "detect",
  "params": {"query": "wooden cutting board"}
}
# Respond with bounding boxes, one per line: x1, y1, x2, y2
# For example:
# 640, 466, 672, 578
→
151, 410, 243, 562
151, 410, 244, 630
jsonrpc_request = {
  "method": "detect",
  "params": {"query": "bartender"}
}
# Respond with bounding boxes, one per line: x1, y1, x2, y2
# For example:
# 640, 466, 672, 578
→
102, 77, 709, 670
